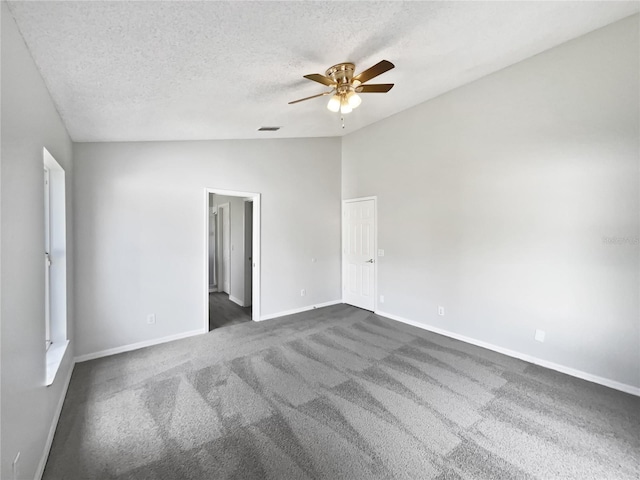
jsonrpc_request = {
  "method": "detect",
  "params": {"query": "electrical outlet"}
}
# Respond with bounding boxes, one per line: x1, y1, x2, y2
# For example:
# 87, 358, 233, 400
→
438, 306, 445, 316
535, 329, 546, 342
13, 452, 20, 480
379, 295, 385, 303
300, 289, 306, 296
147, 314, 156, 325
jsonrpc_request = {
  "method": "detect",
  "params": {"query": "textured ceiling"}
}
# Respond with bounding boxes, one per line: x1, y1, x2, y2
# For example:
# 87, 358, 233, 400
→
6, 1, 639, 142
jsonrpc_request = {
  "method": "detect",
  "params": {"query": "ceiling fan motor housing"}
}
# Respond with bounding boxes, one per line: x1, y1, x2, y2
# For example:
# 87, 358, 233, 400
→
326, 63, 356, 91
288, 59, 393, 108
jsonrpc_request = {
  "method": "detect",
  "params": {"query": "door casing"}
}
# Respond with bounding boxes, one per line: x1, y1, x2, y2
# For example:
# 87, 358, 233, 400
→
204, 188, 261, 325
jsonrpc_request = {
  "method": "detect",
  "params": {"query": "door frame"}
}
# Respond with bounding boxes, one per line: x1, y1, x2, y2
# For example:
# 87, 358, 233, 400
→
243, 199, 254, 307
342, 196, 378, 311
204, 188, 261, 325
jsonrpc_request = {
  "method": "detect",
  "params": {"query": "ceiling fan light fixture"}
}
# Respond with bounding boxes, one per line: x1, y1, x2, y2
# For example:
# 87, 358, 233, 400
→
340, 97, 353, 114
327, 94, 341, 112
347, 91, 362, 108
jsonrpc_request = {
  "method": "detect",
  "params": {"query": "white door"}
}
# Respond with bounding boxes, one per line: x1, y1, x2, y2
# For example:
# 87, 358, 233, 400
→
44, 167, 51, 349
343, 198, 376, 311
244, 201, 253, 307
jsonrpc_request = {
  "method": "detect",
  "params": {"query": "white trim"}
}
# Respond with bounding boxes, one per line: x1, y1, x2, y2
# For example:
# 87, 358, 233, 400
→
251, 195, 261, 320
258, 300, 342, 321
45, 339, 70, 386
343, 196, 378, 204
375, 310, 640, 397
229, 295, 244, 307
74, 328, 206, 363
35, 360, 75, 480
341, 196, 377, 312
204, 188, 261, 330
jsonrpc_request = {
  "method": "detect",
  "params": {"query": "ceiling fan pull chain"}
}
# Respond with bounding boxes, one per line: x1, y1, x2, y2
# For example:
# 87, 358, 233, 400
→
341, 116, 345, 129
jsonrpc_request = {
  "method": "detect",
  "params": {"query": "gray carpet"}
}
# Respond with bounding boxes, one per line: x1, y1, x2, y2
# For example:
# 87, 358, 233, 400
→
209, 292, 252, 330
44, 304, 640, 479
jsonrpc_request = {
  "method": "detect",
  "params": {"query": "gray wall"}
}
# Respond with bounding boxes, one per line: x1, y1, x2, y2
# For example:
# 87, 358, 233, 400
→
342, 16, 639, 388
1, 3, 75, 479
73, 138, 342, 357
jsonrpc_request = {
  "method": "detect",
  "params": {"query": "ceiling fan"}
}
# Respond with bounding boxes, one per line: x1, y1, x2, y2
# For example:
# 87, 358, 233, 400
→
289, 60, 394, 114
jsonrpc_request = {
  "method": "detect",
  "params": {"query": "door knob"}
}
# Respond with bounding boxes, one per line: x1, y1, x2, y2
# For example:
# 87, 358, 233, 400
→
366, 259, 374, 263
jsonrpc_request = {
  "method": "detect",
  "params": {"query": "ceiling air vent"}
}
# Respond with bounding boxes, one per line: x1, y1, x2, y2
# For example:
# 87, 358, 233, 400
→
258, 126, 281, 132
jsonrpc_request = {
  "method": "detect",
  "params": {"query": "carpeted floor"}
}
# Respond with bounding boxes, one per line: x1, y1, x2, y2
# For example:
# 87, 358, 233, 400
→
209, 292, 252, 330
44, 304, 640, 479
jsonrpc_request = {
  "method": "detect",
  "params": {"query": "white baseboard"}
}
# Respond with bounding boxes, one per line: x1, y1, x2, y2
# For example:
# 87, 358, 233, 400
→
35, 359, 75, 480
375, 310, 640, 397
258, 300, 342, 321
74, 328, 207, 363
229, 295, 245, 307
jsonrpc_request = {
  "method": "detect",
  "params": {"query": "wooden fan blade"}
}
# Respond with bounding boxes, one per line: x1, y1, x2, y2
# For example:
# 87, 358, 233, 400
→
356, 83, 394, 93
353, 60, 394, 84
288, 91, 332, 104
303, 73, 336, 87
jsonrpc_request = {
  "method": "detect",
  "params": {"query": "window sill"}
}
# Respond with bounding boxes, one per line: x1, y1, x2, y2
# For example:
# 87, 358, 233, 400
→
46, 340, 70, 386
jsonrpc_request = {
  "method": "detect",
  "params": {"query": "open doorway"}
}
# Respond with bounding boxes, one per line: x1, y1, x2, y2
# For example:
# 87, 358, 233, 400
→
205, 189, 260, 331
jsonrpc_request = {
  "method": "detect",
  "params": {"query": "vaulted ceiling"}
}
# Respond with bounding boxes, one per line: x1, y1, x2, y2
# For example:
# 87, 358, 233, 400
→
7, 1, 639, 142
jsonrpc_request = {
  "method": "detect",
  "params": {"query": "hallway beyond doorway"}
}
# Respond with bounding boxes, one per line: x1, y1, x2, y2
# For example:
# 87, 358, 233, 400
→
209, 292, 251, 330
